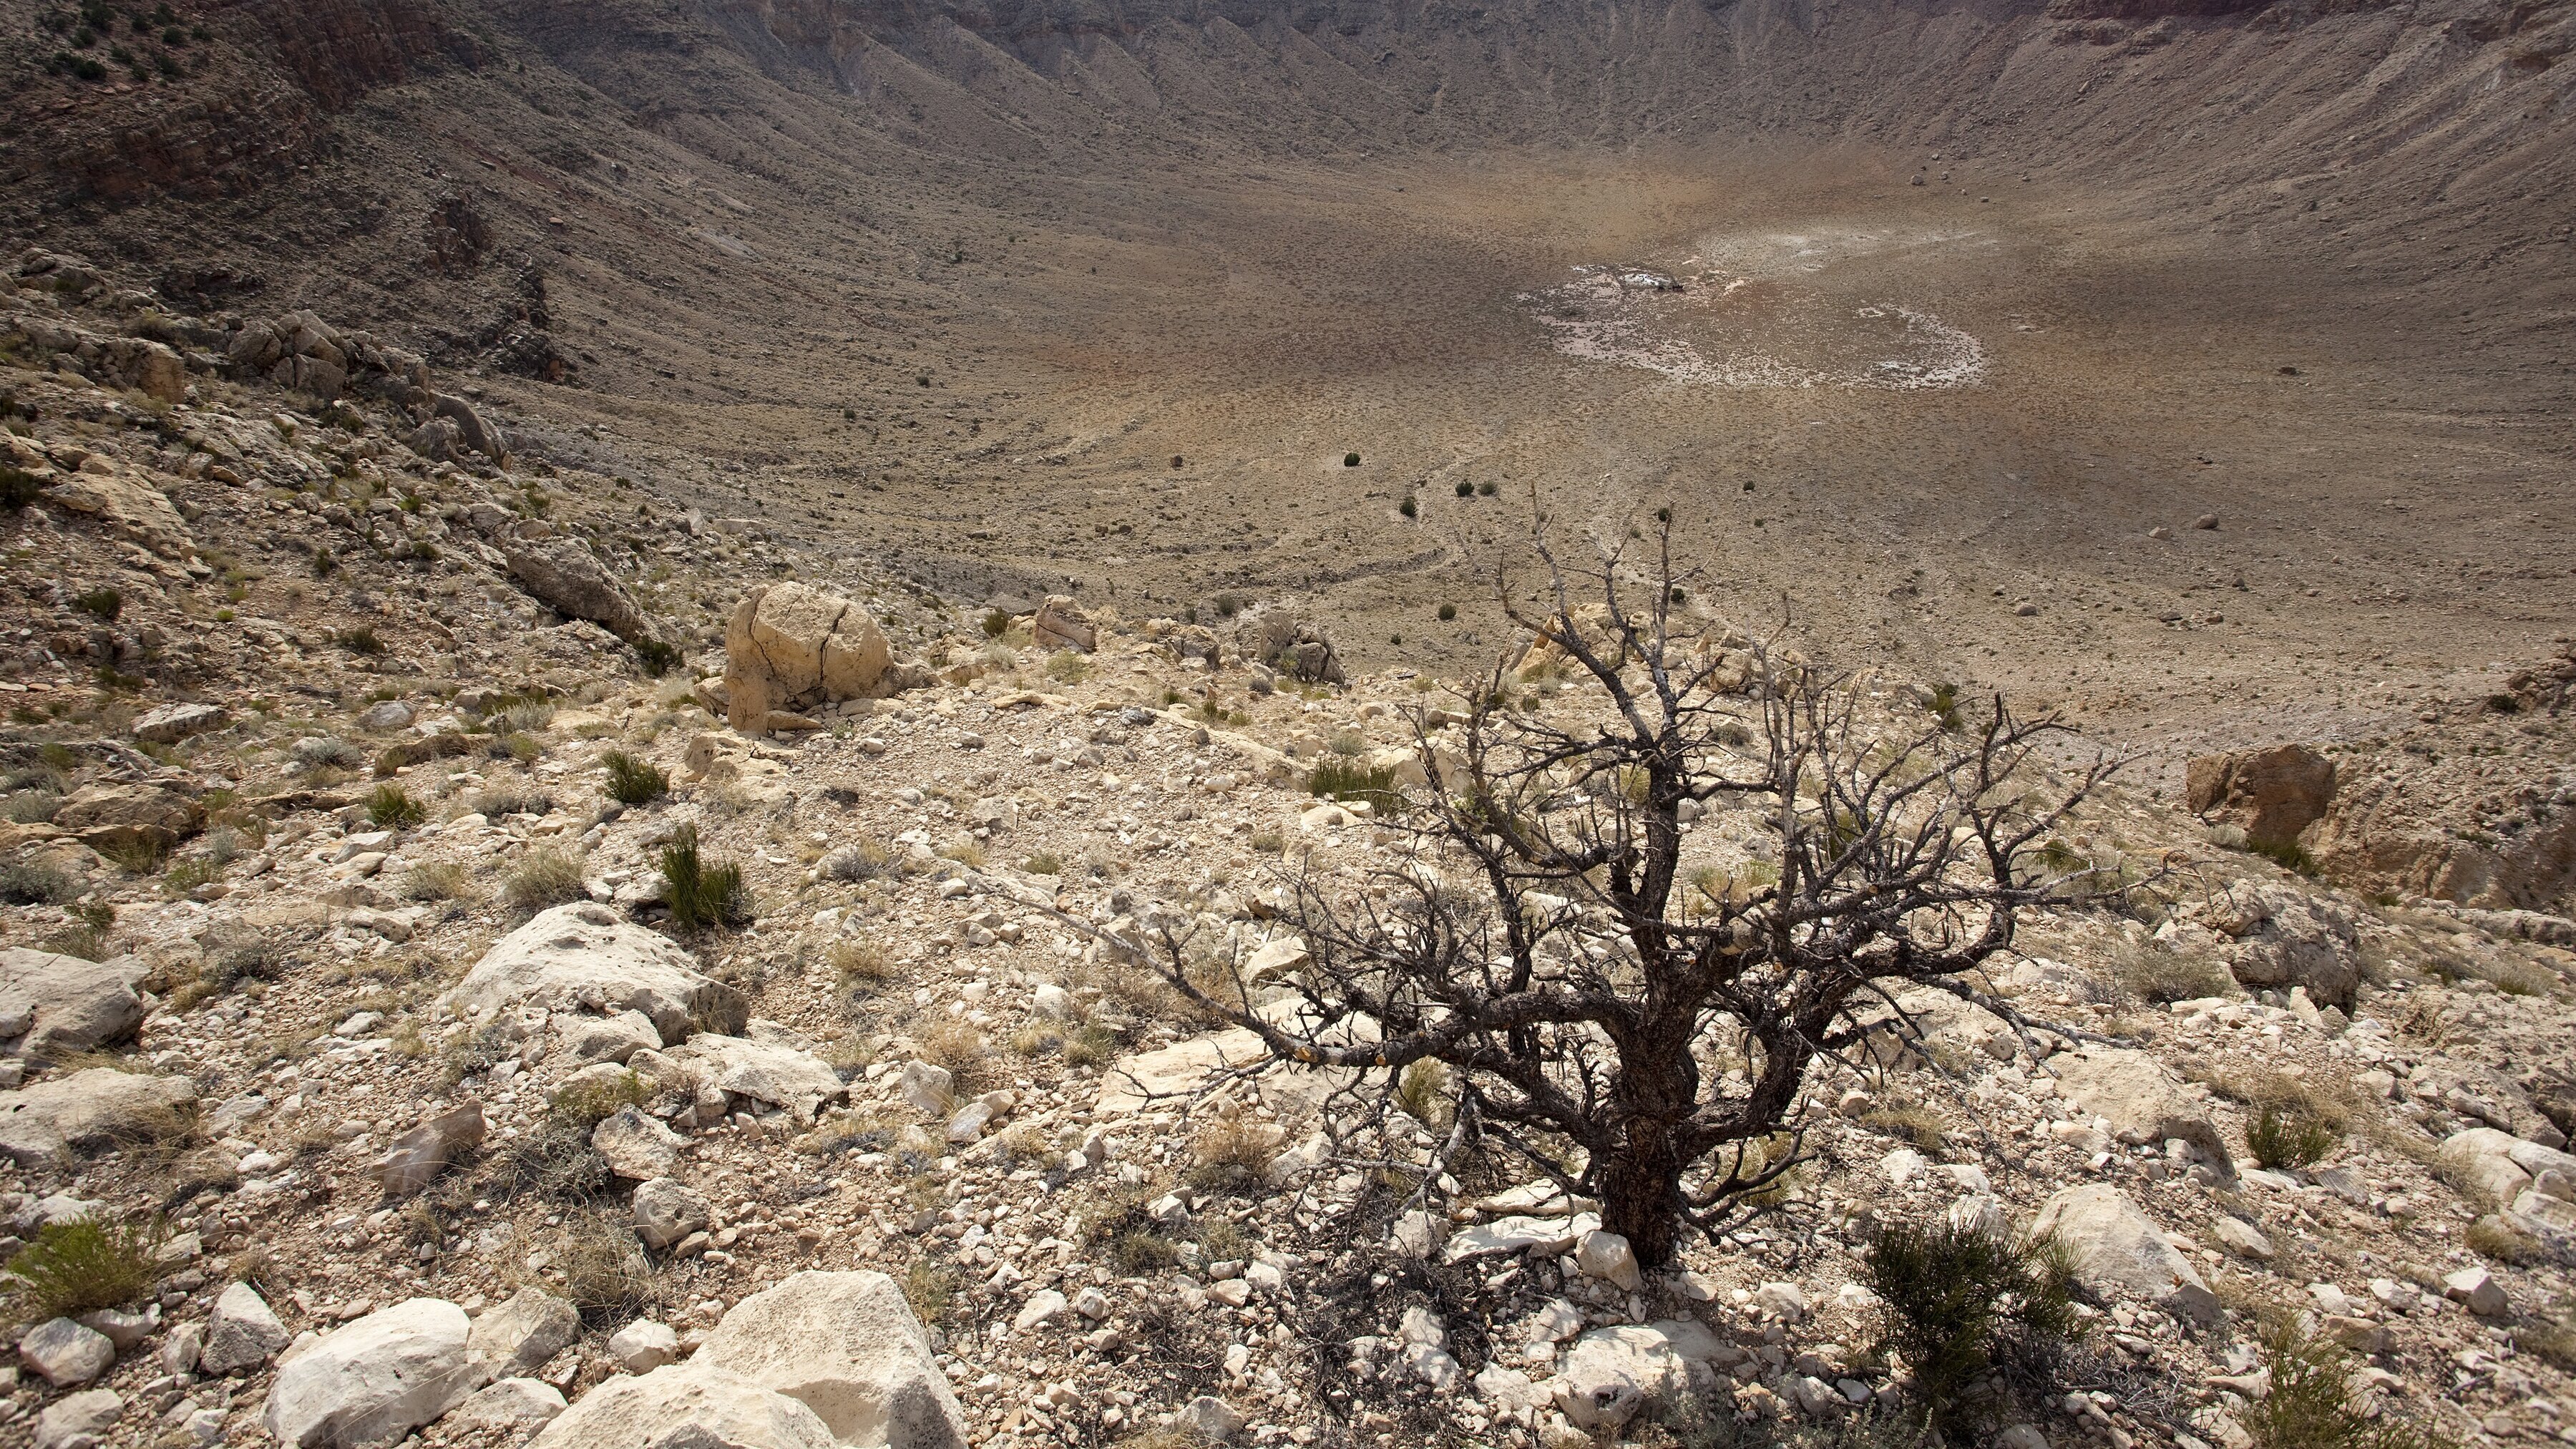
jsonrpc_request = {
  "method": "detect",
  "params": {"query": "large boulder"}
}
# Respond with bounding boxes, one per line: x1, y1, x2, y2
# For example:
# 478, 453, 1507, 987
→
496, 529, 658, 645
691, 1271, 970, 1448
261, 1298, 474, 1448
2306, 737, 2576, 913
670, 1033, 846, 1122
0, 948, 147, 1057
1030, 595, 1096, 653
2186, 746, 2336, 849
532, 1364, 834, 1449
1553, 1325, 1687, 1430
443, 903, 718, 1043
2192, 879, 2362, 1009
723, 583, 901, 735
1233, 607, 1344, 685
0, 1068, 196, 1167
2048, 1047, 2235, 1183
2032, 1185, 2217, 1323
51, 783, 201, 854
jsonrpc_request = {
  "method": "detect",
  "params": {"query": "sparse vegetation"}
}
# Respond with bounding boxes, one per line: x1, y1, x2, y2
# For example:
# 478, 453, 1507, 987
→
1044, 650, 1091, 683
400, 861, 472, 902
635, 638, 680, 677
333, 625, 386, 655
1863, 1216, 2077, 1435
4, 1216, 162, 1319
557, 1211, 663, 1327
829, 940, 891, 993
1307, 757, 1402, 811
549, 1070, 650, 1129
72, 586, 122, 620
0, 859, 76, 905
902, 1259, 955, 1322
503, 845, 588, 911
2242, 1314, 2434, 1449
2246, 1101, 2341, 1170
660, 824, 750, 932
2110, 944, 2234, 1005
1187, 1109, 1283, 1192
366, 783, 426, 829
600, 750, 669, 805
0, 464, 41, 512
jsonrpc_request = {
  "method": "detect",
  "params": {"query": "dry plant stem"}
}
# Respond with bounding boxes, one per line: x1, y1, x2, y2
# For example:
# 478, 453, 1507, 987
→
1109, 509, 2137, 1265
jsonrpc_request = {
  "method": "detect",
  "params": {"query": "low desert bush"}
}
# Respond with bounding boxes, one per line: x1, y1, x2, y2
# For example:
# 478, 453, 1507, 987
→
367, 784, 426, 829
333, 625, 386, 655
600, 751, 668, 806
292, 736, 366, 770
2247, 1101, 2341, 1170
1063, 1025, 1118, 1069
1863, 1216, 2077, 1435
2110, 945, 2234, 1005
558, 1211, 662, 1327
635, 638, 680, 678
917, 1021, 990, 1087
4, 1217, 162, 1319
1186, 1108, 1283, 1193
1043, 650, 1091, 683
1307, 758, 1402, 812
660, 824, 750, 932
488, 1121, 611, 1204
72, 586, 122, 621
830, 940, 891, 993
549, 1070, 650, 1130
503, 845, 587, 912
1863, 1104, 1950, 1151
400, 861, 471, 902
2242, 1314, 2433, 1449
0, 859, 75, 905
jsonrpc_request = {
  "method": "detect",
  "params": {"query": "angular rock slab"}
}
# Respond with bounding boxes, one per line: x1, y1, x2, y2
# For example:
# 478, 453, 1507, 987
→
1555, 1324, 1687, 1430
0, 1068, 197, 1168
532, 1364, 835, 1449
672, 1033, 846, 1121
693, 1270, 970, 1448
2033, 1184, 2218, 1323
444, 902, 716, 1043
0, 947, 147, 1057
262, 1298, 473, 1448
2049, 1047, 2236, 1182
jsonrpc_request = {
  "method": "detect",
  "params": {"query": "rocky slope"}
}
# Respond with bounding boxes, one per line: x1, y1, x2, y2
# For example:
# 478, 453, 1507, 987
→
1, 253, 2575, 1449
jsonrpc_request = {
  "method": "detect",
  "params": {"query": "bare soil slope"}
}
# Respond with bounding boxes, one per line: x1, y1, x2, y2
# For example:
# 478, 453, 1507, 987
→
3, 0, 2572, 774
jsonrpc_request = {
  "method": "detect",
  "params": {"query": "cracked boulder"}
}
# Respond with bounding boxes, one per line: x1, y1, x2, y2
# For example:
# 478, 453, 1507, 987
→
442, 903, 719, 1043
723, 582, 910, 735
0, 947, 147, 1058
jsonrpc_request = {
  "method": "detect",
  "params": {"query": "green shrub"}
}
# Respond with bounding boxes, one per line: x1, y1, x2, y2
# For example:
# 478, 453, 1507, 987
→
72, 586, 122, 620
1022, 852, 1063, 877
548, 1070, 649, 1129
1342, 452, 1361, 467
1308, 758, 1403, 813
334, 625, 385, 655
1455, 479, 1473, 497
2243, 1314, 2434, 1449
600, 751, 668, 806
1863, 1216, 2077, 1435
1476, 479, 1498, 496
902, 1260, 955, 1323
367, 784, 426, 829
4, 1217, 163, 1319
660, 824, 749, 932
981, 609, 1013, 638
503, 845, 587, 911
2111, 945, 2233, 1005
312, 545, 336, 577
1437, 602, 1457, 621
1928, 683, 1963, 731
1044, 650, 1091, 683
1399, 497, 1417, 518
635, 638, 680, 678
0, 859, 75, 905
0, 465, 42, 511
2247, 1102, 2339, 1170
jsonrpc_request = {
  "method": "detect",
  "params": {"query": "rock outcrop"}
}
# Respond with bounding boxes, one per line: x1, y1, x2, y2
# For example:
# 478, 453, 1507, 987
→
2049, 1046, 2236, 1182
2186, 744, 2336, 849
723, 582, 914, 735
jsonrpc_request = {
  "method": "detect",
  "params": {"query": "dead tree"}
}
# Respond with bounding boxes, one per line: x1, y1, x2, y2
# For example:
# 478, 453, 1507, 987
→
1143, 513, 2121, 1267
